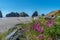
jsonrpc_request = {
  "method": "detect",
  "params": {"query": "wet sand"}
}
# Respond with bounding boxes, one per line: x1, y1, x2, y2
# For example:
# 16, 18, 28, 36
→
0, 17, 32, 32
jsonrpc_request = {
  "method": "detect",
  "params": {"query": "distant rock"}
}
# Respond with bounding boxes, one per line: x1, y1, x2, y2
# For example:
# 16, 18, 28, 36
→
0, 11, 3, 18
41, 14, 45, 16
32, 11, 38, 17
19, 12, 29, 17
6, 12, 20, 17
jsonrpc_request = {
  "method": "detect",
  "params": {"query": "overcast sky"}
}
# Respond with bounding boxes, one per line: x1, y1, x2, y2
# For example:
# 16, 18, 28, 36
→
0, 0, 60, 17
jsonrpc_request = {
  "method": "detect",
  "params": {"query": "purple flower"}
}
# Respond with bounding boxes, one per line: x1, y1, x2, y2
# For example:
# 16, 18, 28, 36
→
49, 20, 54, 25
38, 34, 43, 40
31, 22, 41, 32
46, 20, 54, 28
36, 25, 41, 32
35, 22, 41, 32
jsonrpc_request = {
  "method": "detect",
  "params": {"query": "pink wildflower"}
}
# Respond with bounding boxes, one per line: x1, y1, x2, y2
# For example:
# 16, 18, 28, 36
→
46, 20, 54, 28
35, 22, 41, 32
31, 22, 42, 32
38, 34, 44, 40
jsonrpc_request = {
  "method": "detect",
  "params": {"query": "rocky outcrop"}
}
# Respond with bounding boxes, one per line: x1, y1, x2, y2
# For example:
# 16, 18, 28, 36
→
6, 12, 20, 17
19, 12, 29, 17
32, 11, 38, 17
0, 11, 3, 18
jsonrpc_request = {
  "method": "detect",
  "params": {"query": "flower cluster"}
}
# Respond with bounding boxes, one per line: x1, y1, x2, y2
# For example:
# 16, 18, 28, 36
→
38, 34, 44, 40
30, 19, 54, 40
31, 22, 43, 32
46, 19, 54, 28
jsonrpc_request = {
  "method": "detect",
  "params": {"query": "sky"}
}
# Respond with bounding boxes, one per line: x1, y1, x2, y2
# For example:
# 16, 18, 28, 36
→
0, 0, 60, 17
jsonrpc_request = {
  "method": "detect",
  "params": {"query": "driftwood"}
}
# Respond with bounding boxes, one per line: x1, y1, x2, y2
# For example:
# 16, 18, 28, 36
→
5, 28, 23, 40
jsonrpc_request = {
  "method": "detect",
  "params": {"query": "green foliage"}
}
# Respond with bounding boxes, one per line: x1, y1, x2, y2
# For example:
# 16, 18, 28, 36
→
55, 13, 60, 16
20, 17, 60, 40
0, 17, 60, 40
0, 31, 8, 40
